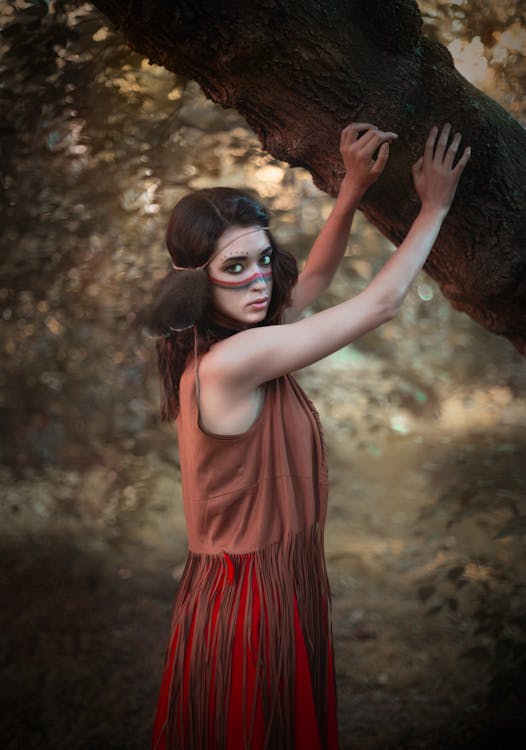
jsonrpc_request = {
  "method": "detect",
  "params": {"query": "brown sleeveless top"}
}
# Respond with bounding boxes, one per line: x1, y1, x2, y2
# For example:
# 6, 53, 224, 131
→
177, 355, 329, 555
161, 354, 335, 750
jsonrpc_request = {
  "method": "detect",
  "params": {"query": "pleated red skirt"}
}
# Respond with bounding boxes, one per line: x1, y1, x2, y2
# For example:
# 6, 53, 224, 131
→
151, 555, 339, 749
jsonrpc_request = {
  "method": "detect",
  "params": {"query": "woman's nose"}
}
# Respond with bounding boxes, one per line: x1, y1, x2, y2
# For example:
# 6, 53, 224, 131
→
249, 268, 268, 288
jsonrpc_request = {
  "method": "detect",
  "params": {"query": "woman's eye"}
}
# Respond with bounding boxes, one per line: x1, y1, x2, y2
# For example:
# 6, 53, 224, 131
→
225, 263, 244, 274
260, 254, 272, 266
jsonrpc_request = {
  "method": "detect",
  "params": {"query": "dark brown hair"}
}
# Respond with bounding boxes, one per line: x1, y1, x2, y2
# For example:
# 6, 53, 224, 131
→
150, 187, 298, 421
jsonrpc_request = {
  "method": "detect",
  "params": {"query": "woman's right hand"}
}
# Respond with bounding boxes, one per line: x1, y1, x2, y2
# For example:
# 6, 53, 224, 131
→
412, 123, 471, 213
340, 122, 398, 196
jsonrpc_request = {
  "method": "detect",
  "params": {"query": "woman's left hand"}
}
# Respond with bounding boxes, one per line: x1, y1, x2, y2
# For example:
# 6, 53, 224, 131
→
411, 123, 471, 214
340, 123, 398, 195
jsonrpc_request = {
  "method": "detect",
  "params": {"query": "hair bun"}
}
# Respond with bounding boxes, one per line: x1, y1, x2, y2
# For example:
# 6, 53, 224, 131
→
142, 268, 210, 337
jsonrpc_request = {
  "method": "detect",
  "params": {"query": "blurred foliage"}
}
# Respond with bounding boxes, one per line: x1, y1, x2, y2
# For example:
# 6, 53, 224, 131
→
417, 557, 526, 710
0, 0, 524, 471
413, 430, 526, 713
0, 0, 332, 471
420, 0, 525, 121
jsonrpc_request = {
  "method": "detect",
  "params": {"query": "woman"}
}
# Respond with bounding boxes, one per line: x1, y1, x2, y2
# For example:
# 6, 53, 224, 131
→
148, 122, 470, 750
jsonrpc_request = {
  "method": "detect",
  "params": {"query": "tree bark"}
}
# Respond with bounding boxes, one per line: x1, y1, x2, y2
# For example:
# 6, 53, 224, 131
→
92, 0, 526, 354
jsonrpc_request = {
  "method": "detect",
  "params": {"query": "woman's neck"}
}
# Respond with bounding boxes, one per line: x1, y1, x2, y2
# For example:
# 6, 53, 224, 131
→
209, 311, 246, 338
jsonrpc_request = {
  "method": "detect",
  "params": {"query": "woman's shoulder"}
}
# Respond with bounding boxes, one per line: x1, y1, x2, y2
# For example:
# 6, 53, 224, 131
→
198, 336, 292, 394
198, 322, 281, 382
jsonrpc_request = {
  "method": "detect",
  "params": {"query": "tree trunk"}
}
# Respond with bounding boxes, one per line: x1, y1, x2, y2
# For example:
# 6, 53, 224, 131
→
92, 0, 526, 354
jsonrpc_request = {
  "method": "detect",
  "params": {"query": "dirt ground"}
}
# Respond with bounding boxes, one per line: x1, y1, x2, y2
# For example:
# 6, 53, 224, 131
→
2, 353, 525, 750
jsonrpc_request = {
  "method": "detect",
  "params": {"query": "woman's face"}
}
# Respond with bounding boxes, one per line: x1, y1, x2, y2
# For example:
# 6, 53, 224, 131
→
207, 225, 273, 327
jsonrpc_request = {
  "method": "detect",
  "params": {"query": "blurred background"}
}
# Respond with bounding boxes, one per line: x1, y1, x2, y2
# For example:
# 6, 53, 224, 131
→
1, 1, 525, 748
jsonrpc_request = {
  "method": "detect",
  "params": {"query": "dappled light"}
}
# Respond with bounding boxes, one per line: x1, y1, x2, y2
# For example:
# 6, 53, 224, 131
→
1, 1, 525, 749
448, 35, 489, 85
420, 0, 525, 119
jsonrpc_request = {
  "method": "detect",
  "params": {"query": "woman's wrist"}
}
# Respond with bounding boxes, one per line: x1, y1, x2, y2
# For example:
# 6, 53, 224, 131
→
337, 175, 365, 206
417, 202, 450, 222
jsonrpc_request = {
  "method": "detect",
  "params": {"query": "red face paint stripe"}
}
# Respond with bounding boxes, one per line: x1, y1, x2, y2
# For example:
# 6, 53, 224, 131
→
209, 269, 272, 289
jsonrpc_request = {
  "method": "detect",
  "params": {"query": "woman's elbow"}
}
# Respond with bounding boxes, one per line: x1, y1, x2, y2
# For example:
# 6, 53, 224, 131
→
384, 300, 401, 320
380, 298, 402, 323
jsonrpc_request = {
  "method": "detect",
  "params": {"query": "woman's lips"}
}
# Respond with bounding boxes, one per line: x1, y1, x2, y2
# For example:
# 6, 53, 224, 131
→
248, 298, 269, 309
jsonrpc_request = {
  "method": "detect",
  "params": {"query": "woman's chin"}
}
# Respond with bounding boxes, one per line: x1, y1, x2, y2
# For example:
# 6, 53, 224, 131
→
243, 308, 268, 325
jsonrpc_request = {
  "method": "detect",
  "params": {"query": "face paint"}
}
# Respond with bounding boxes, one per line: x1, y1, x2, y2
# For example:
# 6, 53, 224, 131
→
208, 225, 274, 326
209, 268, 273, 290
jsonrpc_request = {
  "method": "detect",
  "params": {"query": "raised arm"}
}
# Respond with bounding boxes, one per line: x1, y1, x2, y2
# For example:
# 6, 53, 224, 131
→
207, 124, 471, 392
284, 123, 397, 322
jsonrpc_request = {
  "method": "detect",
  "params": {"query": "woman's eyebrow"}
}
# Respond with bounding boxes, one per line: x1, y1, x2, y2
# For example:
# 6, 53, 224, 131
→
219, 246, 272, 265
219, 253, 248, 265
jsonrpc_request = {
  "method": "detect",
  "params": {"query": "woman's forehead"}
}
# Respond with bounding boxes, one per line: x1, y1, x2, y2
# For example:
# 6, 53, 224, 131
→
214, 226, 269, 262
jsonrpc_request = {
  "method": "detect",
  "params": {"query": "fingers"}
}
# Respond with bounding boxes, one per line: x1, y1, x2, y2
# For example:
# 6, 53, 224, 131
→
370, 141, 389, 176
340, 123, 378, 145
415, 125, 471, 210
424, 124, 471, 172
340, 122, 398, 147
356, 130, 397, 165
411, 156, 423, 174
453, 145, 471, 174
355, 128, 382, 149
423, 125, 438, 169
434, 122, 452, 162
360, 129, 397, 150
443, 130, 462, 168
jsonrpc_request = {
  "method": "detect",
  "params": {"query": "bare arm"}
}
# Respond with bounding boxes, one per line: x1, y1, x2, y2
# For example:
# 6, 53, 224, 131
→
205, 124, 471, 392
285, 124, 397, 321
